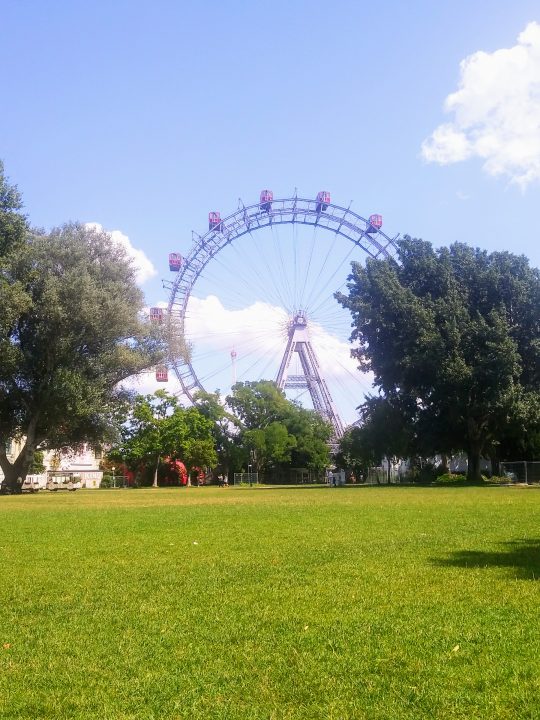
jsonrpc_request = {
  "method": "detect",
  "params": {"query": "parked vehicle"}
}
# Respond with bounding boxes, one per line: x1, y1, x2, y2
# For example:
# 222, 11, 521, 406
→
46, 474, 81, 491
22, 477, 41, 493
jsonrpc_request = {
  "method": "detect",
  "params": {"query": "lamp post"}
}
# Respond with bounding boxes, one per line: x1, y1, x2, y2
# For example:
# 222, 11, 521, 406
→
249, 450, 255, 486
112, 466, 115, 489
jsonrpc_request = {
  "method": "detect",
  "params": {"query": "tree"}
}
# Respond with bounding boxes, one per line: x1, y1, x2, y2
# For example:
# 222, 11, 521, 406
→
338, 396, 414, 482
227, 380, 291, 429
337, 237, 540, 481
0, 208, 165, 489
176, 407, 218, 478
226, 380, 296, 474
114, 391, 176, 487
282, 404, 333, 473
226, 381, 332, 475
243, 422, 297, 474
0, 160, 27, 258
337, 427, 378, 482
0, 162, 32, 373
111, 392, 217, 487
193, 390, 244, 478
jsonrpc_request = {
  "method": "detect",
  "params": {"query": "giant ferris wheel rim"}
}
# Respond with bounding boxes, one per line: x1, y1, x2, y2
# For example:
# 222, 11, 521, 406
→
165, 194, 400, 402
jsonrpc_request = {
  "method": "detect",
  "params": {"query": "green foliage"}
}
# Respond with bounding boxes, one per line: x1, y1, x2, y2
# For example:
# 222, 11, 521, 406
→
0, 210, 166, 488
227, 380, 290, 429
226, 381, 332, 473
338, 396, 414, 474
193, 390, 243, 476
487, 475, 512, 485
0, 159, 27, 258
244, 422, 297, 470
337, 237, 540, 481
29, 450, 45, 474
100, 474, 115, 489
284, 404, 333, 472
434, 473, 467, 485
111, 391, 217, 486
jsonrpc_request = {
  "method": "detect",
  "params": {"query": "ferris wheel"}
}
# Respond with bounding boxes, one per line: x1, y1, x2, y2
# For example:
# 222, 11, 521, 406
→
153, 191, 399, 431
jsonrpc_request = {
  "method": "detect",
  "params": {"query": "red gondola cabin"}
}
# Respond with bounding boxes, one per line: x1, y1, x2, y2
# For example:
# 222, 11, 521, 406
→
150, 307, 163, 324
316, 191, 330, 213
260, 189, 273, 212
156, 366, 168, 382
169, 253, 183, 271
367, 214, 383, 232
208, 211, 223, 231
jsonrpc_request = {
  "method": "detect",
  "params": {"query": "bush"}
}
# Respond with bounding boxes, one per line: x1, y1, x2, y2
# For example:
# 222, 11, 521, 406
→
486, 475, 512, 484
100, 474, 122, 488
434, 473, 467, 485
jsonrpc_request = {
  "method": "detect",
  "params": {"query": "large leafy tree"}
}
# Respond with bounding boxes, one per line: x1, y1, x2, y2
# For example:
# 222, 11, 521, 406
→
337, 237, 540, 481
113, 391, 177, 487
0, 162, 31, 362
0, 171, 164, 488
111, 391, 217, 486
193, 390, 245, 479
226, 381, 297, 474
226, 380, 332, 475
338, 396, 414, 482
283, 403, 333, 472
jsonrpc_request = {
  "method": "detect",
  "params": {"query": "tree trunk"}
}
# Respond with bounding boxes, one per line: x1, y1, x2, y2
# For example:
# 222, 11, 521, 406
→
489, 452, 501, 477
467, 417, 485, 483
152, 456, 160, 488
467, 444, 483, 483
467, 449, 482, 483
0, 456, 24, 492
0, 426, 38, 491
439, 453, 449, 475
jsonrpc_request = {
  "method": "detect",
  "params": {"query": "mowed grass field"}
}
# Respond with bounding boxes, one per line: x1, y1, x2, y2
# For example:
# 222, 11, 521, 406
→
1, 486, 539, 720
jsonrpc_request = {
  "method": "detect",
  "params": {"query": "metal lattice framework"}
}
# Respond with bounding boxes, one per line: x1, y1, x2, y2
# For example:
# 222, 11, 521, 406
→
276, 312, 345, 439
164, 194, 399, 403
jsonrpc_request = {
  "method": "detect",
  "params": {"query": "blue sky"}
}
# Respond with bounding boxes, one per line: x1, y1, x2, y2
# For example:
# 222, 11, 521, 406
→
2, 0, 539, 422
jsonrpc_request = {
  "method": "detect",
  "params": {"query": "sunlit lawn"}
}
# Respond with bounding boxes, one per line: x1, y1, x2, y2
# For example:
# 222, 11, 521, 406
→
1, 485, 539, 719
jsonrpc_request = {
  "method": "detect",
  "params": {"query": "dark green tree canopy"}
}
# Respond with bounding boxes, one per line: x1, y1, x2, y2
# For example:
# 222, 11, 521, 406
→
0, 198, 165, 487
337, 236, 540, 480
0, 160, 27, 257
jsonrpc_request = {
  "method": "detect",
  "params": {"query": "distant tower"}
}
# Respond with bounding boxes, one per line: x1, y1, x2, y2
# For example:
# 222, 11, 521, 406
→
276, 313, 344, 441
231, 348, 237, 387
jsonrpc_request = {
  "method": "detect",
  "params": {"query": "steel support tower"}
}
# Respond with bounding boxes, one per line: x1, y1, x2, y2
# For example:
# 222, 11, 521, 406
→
276, 313, 344, 441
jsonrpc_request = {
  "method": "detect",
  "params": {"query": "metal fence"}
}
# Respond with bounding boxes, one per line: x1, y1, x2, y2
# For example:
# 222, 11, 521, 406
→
233, 469, 326, 486
500, 461, 540, 484
233, 472, 259, 486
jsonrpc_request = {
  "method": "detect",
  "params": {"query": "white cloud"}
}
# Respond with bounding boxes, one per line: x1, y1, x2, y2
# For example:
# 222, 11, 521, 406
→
185, 295, 364, 379
121, 295, 373, 425
422, 21, 540, 187
85, 222, 157, 284
185, 295, 374, 418
186, 295, 289, 355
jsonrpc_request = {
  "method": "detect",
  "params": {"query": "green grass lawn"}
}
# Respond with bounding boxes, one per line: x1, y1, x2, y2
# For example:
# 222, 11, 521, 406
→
1, 486, 539, 720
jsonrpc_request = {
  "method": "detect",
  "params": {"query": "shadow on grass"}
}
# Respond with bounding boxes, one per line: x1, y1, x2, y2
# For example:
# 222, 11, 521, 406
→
432, 539, 540, 580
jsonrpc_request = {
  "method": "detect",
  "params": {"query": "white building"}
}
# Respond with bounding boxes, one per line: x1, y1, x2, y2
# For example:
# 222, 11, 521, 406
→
1, 441, 103, 488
